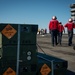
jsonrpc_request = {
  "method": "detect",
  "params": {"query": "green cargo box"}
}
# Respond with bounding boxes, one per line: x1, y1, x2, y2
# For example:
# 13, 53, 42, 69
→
20, 24, 38, 45
0, 24, 18, 45
2, 46, 17, 60
2, 45, 37, 62
0, 59, 16, 75
37, 52, 68, 75
0, 23, 38, 75
20, 45, 37, 63
19, 62, 37, 75
0, 23, 38, 45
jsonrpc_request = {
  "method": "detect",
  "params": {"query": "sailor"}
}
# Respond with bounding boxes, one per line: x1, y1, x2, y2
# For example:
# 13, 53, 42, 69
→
58, 22, 64, 45
49, 16, 59, 46
64, 18, 75, 46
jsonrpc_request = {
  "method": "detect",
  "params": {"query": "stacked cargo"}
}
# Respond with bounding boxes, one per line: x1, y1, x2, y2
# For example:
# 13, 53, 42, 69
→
0, 23, 38, 75
0, 24, 18, 75
19, 24, 38, 75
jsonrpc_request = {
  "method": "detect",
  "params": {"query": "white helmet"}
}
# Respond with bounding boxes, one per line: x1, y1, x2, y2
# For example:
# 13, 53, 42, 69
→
59, 21, 62, 24
68, 18, 73, 22
52, 16, 57, 20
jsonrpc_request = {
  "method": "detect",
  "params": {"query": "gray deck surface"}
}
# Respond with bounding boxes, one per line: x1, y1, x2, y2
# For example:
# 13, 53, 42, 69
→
37, 34, 75, 75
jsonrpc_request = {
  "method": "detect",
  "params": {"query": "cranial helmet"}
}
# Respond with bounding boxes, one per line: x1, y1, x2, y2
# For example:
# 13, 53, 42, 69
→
52, 16, 57, 20
68, 18, 73, 22
59, 22, 62, 24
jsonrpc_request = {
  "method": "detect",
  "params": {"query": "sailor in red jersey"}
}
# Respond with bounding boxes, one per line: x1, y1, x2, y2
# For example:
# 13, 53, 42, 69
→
64, 18, 75, 46
58, 22, 64, 45
49, 16, 59, 46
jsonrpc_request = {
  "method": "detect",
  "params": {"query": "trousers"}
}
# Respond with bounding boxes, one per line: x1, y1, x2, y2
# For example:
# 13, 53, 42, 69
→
51, 29, 58, 46
68, 30, 73, 46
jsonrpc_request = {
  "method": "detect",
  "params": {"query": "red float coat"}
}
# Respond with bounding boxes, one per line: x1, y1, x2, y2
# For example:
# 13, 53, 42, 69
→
58, 24, 64, 32
64, 22, 75, 31
49, 19, 59, 30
